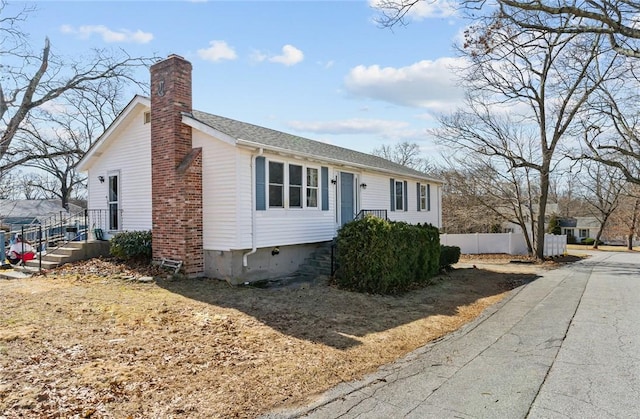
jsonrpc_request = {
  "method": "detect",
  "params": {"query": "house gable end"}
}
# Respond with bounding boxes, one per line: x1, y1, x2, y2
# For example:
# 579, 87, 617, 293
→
77, 96, 150, 172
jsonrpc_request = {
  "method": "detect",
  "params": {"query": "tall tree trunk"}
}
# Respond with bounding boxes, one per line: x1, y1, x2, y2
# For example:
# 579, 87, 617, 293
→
535, 165, 551, 260
628, 199, 639, 250
593, 213, 611, 249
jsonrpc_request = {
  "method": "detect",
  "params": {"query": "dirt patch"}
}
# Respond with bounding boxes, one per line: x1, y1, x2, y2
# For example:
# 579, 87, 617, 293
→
0, 257, 554, 418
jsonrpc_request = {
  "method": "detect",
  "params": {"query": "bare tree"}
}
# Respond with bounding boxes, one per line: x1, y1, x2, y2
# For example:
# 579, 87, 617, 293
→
440, 148, 540, 253
439, 167, 507, 234
606, 184, 640, 249
0, 171, 20, 199
372, 141, 435, 172
17, 80, 127, 208
374, 0, 640, 58
580, 66, 640, 186
433, 15, 619, 259
575, 159, 626, 248
0, 0, 154, 172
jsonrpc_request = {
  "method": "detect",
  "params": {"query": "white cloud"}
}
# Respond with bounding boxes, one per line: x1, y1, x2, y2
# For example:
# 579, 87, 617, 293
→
197, 40, 237, 62
60, 24, 153, 44
250, 50, 268, 63
318, 60, 335, 69
288, 118, 408, 135
344, 57, 468, 113
39, 101, 68, 115
269, 44, 304, 66
251, 45, 304, 66
369, 0, 457, 20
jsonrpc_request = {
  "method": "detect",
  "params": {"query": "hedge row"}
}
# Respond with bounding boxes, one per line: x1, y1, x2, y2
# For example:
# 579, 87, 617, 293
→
110, 230, 152, 261
335, 216, 440, 294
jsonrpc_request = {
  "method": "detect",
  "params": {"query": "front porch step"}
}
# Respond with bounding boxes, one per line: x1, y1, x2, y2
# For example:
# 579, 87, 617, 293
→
24, 240, 110, 270
25, 259, 62, 270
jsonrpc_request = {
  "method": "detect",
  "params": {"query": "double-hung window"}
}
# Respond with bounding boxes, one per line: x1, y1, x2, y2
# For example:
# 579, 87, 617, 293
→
306, 168, 318, 208
269, 161, 284, 208
395, 180, 404, 211
419, 184, 427, 211
289, 164, 303, 208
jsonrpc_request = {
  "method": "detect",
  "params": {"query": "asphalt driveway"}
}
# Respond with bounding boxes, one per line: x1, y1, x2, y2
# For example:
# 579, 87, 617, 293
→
264, 251, 640, 419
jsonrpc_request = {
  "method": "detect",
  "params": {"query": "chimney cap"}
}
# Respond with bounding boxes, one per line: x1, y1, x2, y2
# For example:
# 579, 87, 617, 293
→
167, 53, 186, 60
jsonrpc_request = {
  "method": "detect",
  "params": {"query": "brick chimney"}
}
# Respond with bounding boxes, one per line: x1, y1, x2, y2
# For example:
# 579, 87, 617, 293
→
150, 54, 203, 277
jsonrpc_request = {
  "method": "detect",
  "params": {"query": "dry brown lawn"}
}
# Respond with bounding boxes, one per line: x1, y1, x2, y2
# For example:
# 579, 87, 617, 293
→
0, 255, 575, 418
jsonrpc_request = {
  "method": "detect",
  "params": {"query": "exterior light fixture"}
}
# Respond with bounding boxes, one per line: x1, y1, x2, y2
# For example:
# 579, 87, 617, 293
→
360, 183, 367, 189
98, 176, 105, 183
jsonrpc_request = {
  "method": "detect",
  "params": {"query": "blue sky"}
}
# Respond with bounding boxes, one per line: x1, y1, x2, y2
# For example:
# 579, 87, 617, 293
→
14, 0, 467, 157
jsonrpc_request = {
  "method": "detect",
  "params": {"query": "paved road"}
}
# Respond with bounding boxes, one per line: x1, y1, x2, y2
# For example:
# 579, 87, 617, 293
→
264, 251, 640, 419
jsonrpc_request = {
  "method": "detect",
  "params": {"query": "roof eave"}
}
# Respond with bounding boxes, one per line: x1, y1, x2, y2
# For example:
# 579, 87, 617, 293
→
235, 138, 443, 183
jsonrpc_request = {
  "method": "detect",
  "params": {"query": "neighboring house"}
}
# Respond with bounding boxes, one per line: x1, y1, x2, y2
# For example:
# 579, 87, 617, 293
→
0, 199, 83, 230
558, 217, 600, 242
504, 213, 601, 243
501, 203, 561, 236
77, 54, 444, 282
0, 199, 85, 244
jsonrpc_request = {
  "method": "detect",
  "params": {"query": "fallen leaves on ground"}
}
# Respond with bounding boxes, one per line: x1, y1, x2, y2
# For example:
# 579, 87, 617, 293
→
0, 256, 560, 418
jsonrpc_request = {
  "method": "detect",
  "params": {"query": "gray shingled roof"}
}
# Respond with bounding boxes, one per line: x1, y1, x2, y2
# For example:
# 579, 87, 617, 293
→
0, 199, 83, 219
188, 110, 441, 182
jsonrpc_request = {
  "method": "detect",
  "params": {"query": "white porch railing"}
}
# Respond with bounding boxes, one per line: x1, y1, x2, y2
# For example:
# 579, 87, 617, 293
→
440, 232, 567, 257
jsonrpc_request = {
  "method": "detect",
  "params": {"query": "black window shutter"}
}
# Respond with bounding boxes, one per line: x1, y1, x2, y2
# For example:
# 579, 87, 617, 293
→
427, 184, 431, 211
321, 167, 329, 211
403, 180, 408, 212
416, 182, 421, 211
389, 178, 395, 211
255, 156, 266, 211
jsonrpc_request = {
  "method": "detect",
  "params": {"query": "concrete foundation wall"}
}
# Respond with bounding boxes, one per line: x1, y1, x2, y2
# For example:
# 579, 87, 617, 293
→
204, 242, 326, 284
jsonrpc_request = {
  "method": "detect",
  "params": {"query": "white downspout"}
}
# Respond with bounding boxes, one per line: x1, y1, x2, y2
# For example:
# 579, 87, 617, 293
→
243, 147, 263, 267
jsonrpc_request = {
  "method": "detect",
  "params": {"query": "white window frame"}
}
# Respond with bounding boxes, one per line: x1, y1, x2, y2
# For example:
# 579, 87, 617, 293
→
306, 167, 319, 209
289, 164, 303, 209
107, 171, 121, 231
266, 160, 321, 210
395, 180, 404, 211
419, 184, 427, 211
268, 161, 285, 208
579, 229, 589, 238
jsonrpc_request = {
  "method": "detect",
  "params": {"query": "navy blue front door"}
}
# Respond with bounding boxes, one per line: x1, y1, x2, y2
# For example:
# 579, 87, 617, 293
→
340, 172, 355, 226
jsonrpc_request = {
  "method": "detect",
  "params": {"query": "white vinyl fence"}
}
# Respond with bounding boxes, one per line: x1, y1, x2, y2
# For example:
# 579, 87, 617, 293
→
440, 233, 567, 257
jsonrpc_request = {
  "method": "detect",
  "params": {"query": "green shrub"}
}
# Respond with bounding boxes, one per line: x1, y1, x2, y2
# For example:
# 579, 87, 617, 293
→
547, 215, 562, 235
581, 237, 604, 246
334, 216, 440, 294
440, 245, 461, 270
567, 234, 577, 244
110, 230, 152, 261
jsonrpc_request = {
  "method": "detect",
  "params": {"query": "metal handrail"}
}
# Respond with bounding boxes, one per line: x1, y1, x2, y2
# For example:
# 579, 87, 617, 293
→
355, 209, 388, 221
7, 209, 115, 257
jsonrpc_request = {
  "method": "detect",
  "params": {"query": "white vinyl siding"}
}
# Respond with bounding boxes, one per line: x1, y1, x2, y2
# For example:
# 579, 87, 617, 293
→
193, 130, 240, 251
86, 107, 152, 232
360, 173, 440, 227
252, 154, 335, 248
